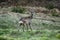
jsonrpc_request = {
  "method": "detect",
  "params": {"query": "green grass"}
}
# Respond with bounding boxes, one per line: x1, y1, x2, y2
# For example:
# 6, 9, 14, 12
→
0, 29, 60, 40
11, 7, 25, 13
0, 12, 60, 40
45, 3, 54, 10
51, 9, 60, 17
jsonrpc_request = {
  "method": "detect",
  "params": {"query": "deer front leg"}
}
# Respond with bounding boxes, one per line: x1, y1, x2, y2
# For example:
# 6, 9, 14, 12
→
29, 23, 32, 31
22, 24, 25, 32
30, 25, 32, 31
26, 24, 29, 31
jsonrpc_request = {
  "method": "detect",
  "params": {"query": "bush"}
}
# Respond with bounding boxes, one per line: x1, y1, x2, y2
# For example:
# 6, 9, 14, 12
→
11, 7, 25, 13
45, 3, 54, 10
52, 13, 59, 17
51, 9, 59, 17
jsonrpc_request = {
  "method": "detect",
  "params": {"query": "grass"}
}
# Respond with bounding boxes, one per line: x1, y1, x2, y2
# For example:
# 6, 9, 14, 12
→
11, 7, 25, 13
51, 9, 60, 17
45, 3, 54, 10
56, 33, 60, 39
0, 11, 60, 40
0, 29, 60, 40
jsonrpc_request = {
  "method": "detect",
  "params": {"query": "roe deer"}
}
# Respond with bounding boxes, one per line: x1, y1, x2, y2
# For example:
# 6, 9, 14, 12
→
18, 10, 35, 31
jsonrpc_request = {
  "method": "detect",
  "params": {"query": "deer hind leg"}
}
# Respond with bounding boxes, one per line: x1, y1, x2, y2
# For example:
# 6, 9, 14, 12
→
19, 23, 25, 32
17, 23, 23, 32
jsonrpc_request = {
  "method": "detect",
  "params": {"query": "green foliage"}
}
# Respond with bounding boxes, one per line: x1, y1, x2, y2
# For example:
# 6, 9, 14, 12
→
52, 13, 59, 17
40, 37, 49, 40
0, 29, 10, 35
45, 3, 54, 10
0, 36, 7, 40
51, 9, 59, 17
0, 14, 19, 29
0, 36, 14, 40
56, 33, 60, 39
0, 9, 60, 40
11, 7, 25, 13
0, 29, 59, 40
0, 31, 4, 35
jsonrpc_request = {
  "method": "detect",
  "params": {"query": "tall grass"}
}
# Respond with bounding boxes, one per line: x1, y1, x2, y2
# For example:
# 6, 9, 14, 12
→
11, 7, 25, 13
0, 10, 60, 40
51, 9, 59, 17
0, 14, 19, 29
45, 3, 54, 10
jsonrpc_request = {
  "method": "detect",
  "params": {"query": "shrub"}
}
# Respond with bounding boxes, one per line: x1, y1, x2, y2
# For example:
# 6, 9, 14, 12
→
51, 9, 59, 17
11, 7, 25, 13
52, 13, 59, 17
45, 3, 54, 10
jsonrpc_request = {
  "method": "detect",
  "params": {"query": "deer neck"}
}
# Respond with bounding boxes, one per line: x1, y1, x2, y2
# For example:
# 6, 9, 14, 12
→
30, 12, 35, 19
30, 13, 33, 19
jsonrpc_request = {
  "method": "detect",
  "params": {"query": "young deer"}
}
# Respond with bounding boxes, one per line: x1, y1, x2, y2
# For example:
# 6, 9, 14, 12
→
18, 10, 34, 31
